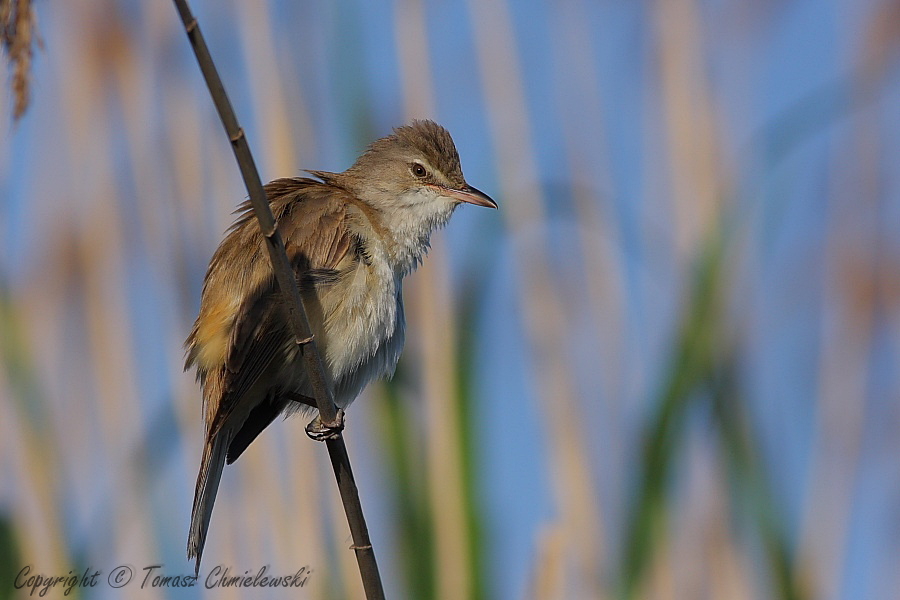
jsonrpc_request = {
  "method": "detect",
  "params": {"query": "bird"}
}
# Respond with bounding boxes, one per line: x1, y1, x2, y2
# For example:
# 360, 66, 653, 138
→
183, 119, 496, 573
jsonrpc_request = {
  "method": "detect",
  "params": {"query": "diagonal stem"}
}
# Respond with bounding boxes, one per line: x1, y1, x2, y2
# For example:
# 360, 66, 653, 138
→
170, 1, 384, 598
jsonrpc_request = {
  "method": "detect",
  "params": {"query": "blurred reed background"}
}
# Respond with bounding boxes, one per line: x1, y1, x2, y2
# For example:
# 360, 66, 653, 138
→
1, 0, 900, 598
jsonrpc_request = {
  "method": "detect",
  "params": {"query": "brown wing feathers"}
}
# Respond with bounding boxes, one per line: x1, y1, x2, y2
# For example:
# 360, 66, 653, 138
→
191, 176, 357, 441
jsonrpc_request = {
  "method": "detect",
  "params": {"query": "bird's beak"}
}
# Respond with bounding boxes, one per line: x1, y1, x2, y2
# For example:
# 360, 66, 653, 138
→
442, 184, 498, 209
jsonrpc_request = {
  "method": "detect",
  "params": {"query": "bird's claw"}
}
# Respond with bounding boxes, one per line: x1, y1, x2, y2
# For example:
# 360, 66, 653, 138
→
305, 408, 345, 441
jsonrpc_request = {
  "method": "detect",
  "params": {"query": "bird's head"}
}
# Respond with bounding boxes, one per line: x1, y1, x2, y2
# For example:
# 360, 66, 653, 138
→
340, 120, 497, 216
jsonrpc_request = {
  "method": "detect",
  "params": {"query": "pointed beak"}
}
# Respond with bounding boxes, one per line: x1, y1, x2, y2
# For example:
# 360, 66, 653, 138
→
442, 184, 498, 209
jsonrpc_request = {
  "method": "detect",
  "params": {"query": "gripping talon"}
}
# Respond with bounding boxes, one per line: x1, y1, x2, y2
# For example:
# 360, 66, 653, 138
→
305, 408, 345, 441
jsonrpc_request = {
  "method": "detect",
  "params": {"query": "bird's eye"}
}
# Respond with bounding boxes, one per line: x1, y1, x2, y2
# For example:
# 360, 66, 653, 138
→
411, 163, 427, 178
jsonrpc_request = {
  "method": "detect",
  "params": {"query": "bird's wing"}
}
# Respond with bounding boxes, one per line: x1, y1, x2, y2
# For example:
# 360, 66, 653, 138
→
207, 178, 358, 437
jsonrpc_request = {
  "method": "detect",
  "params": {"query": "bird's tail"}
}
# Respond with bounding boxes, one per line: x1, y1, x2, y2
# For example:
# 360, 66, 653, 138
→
187, 431, 229, 576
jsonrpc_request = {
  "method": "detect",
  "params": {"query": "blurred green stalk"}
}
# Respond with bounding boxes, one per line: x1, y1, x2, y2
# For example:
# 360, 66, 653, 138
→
455, 281, 488, 600
378, 371, 436, 599
621, 235, 724, 599
621, 230, 806, 600
373, 273, 489, 600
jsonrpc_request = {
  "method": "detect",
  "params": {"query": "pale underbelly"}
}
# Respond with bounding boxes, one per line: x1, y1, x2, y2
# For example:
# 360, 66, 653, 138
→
282, 281, 406, 408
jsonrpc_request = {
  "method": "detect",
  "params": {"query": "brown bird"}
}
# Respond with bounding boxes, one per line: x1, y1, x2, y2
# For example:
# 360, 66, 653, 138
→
184, 120, 496, 572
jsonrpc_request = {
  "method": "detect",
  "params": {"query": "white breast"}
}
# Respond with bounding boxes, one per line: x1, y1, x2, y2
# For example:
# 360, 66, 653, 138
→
315, 241, 406, 407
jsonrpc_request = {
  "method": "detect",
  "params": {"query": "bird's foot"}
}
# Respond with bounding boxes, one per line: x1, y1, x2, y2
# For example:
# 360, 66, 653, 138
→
305, 409, 345, 441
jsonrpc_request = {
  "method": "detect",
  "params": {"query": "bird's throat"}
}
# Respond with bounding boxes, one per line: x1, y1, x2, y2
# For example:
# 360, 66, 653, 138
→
381, 198, 456, 277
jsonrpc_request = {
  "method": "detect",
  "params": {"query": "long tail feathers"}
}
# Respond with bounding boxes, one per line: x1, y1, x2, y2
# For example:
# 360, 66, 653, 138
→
187, 432, 229, 576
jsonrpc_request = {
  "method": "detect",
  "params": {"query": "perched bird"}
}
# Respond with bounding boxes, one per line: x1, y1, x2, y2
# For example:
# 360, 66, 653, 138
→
184, 120, 496, 572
